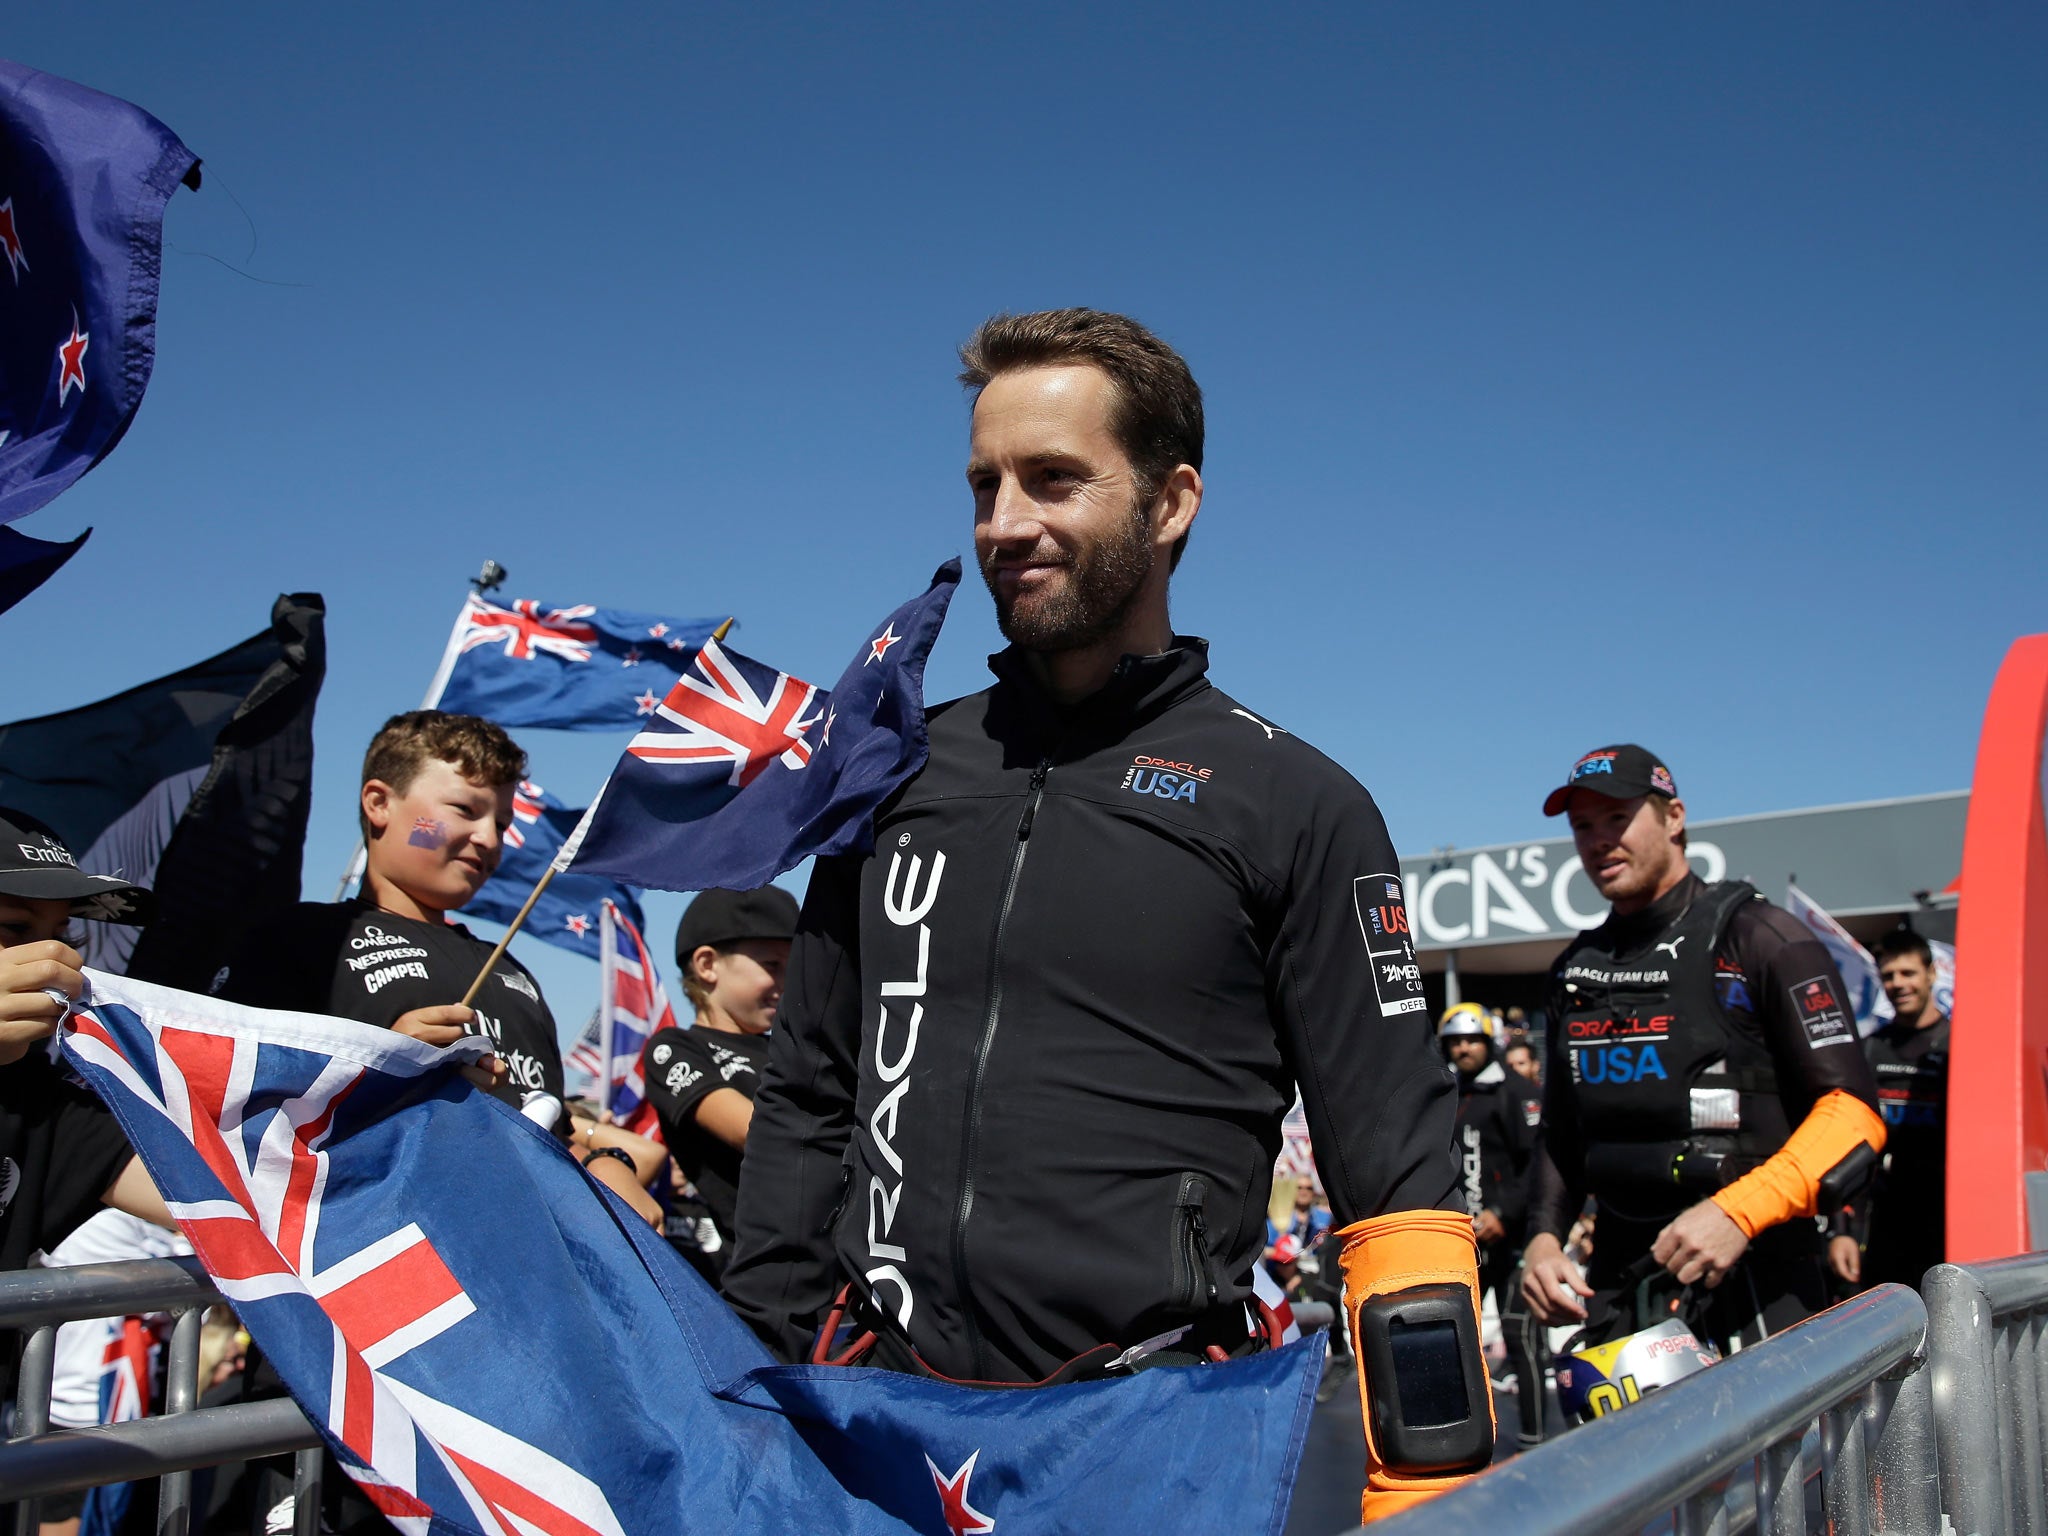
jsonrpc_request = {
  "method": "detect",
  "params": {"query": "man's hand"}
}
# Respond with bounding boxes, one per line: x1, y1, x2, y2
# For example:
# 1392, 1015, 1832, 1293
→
390, 1005, 504, 1090
1521, 1231, 1593, 1323
1828, 1234, 1862, 1286
1652, 1199, 1751, 1287
1473, 1209, 1506, 1246
0, 940, 84, 1066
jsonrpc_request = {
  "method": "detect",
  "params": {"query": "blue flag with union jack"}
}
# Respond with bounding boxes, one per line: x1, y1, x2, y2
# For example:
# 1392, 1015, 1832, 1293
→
568, 561, 960, 894
0, 60, 200, 610
63, 970, 1320, 1536
431, 594, 724, 731
462, 779, 642, 963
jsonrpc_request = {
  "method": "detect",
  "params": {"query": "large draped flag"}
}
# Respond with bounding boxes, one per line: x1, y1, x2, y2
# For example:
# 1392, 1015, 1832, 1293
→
63, 971, 1321, 1536
461, 779, 642, 963
0, 60, 201, 610
431, 592, 724, 731
569, 560, 960, 893
0, 594, 325, 989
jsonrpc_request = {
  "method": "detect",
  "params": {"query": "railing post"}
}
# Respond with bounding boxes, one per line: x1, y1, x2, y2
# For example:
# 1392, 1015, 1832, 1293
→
1924, 1262, 2011, 1536
292, 1445, 323, 1536
1823, 1390, 1873, 1535
2012, 1311, 2048, 1535
11, 1323, 56, 1536
155, 1307, 202, 1536
1867, 1364, 1943, 1535
1758, 1433, 1804, 1536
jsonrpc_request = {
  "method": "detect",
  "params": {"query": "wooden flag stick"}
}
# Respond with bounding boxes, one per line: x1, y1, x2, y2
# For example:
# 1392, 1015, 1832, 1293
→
455, 616, 736, 1008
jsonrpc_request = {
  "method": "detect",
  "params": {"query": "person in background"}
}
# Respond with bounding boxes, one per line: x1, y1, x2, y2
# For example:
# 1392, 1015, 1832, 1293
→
1267, 1176, 1333, 1252
642, 886, 797, 1283
1520, 745, 1887, 1351
0, 809, 171, 1273
1439, 1002, 1546, 1449
1829, 929, 1950, 1290
1503, 1040, 1541, 1086
211, 711, 653, 1222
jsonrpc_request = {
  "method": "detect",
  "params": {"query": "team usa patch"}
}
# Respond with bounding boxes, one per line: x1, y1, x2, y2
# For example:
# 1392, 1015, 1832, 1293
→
1352, 875, 1427, 1018
1791, 974, 1854, 1048
1118, 754, 1211, 805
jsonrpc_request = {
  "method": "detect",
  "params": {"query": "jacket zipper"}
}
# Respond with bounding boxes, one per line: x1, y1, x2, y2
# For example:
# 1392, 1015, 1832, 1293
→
949, 754, 1052, 1378
1173, 1172, 1218, 1311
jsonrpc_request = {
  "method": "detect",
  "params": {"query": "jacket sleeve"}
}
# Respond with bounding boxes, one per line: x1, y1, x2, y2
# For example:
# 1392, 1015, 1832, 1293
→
1267, 773, 1460, 1229
721, 853, 866, 1361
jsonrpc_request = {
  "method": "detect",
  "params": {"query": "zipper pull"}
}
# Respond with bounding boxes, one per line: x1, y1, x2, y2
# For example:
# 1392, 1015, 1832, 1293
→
1188, 1208, 1217, 1305
1017, 759, 1051, 840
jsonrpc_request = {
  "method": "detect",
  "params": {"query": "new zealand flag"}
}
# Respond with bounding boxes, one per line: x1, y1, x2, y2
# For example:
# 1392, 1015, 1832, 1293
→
64, 970, 1321, 1535
0, 61, 200, 610
432, 595, 723, 731
461, 779, 642, 963
569, 561, 959, 894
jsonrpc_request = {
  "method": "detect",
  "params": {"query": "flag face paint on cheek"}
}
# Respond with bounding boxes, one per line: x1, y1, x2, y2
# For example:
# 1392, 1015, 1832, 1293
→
408, 818, 449, 850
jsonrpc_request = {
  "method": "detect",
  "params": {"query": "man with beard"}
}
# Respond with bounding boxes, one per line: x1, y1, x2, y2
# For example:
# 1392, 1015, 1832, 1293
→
726, 310, 1490, 1521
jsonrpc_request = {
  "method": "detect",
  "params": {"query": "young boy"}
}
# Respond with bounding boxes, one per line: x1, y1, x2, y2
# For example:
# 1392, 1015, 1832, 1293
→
0, 807, 169, 1270
213, 710, 562, 1105
643, 885, 796, 1281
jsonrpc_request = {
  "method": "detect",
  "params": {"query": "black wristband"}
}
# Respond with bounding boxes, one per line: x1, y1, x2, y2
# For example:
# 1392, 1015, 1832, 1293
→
581, 1145, 638, 1175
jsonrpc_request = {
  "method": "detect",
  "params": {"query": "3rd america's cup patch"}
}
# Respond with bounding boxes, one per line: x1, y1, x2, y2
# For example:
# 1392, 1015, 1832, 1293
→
1353, 874, 1427, 1019
1791, 975, 1854, 1048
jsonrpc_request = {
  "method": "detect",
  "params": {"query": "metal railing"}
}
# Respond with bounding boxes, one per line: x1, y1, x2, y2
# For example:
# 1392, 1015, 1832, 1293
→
1924, 1253, 2048, 1536
0, 1256, 323, 1536
1370, 1282, 1943, 1536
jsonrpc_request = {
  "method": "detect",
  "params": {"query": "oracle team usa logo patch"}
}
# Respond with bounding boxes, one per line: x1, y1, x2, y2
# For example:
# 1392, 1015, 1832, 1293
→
1353, 874, 1427, 1018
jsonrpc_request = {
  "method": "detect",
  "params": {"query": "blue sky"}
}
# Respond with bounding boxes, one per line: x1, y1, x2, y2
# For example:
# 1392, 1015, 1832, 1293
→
7, 4, 2044, 1031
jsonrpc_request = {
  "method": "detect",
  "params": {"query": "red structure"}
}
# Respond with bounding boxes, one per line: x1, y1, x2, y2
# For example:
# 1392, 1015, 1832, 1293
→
1949, 634, 2048, 1261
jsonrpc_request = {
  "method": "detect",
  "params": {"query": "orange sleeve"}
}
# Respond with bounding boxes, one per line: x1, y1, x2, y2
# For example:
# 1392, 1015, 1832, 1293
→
1709, 1089, 1888, 1239
1337, 1210, 1495, 1523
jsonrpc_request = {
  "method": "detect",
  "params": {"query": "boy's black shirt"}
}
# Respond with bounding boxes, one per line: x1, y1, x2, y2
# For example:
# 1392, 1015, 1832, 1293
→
212, 899, 564, 1105
642, 1023, 770, 1243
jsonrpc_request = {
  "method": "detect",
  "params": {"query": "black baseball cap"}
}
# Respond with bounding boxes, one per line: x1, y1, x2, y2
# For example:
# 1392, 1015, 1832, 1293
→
0, 807, 155, 925
674, 885, 799, 965
1541, 745, 1679, 818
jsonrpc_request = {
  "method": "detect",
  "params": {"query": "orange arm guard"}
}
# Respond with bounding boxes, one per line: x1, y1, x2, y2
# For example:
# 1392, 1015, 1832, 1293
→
1338, 1209, 1495, 1523
1710, 1088, 1888, 1239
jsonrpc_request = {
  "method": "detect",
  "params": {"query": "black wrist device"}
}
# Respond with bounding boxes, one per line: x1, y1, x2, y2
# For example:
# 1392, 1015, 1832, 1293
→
1355, 1283, 1493, 1475
582, 1145, 638, 1175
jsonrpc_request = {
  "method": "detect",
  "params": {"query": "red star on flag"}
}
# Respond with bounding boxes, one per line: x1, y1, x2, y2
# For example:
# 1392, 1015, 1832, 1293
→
0, 199, 27, 284
622, 647, 644, 667
648, 623, 669, 638
926, 1451, 996, 1536
564, 913, 591, 937
634, 689, 660, 715
666, 636, 689, 651
865, 623, 903, 666
56, 321, 89, 405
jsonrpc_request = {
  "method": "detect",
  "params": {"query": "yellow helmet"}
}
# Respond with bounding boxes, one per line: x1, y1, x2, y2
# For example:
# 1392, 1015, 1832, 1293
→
1436, 1001, 1497, 1044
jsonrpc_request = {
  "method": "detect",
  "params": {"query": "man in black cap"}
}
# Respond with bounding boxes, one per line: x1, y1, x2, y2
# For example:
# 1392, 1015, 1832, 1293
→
1518, 747, 1889, 1351
0, 808, 169, 1271
643, 886, 798, 1281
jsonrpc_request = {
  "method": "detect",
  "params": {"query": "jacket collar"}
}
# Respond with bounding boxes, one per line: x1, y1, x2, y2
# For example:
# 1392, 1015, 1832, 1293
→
987, 636, 1212, 736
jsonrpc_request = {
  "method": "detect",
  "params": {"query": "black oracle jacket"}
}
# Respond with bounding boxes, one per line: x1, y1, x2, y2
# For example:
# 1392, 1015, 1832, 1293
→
1453, 1059, 1543, 1251
723, 638, 1460, 1383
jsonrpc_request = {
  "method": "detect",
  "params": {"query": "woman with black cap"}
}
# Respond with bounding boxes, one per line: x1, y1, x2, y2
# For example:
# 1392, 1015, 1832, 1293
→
0, 807, 169, 1272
